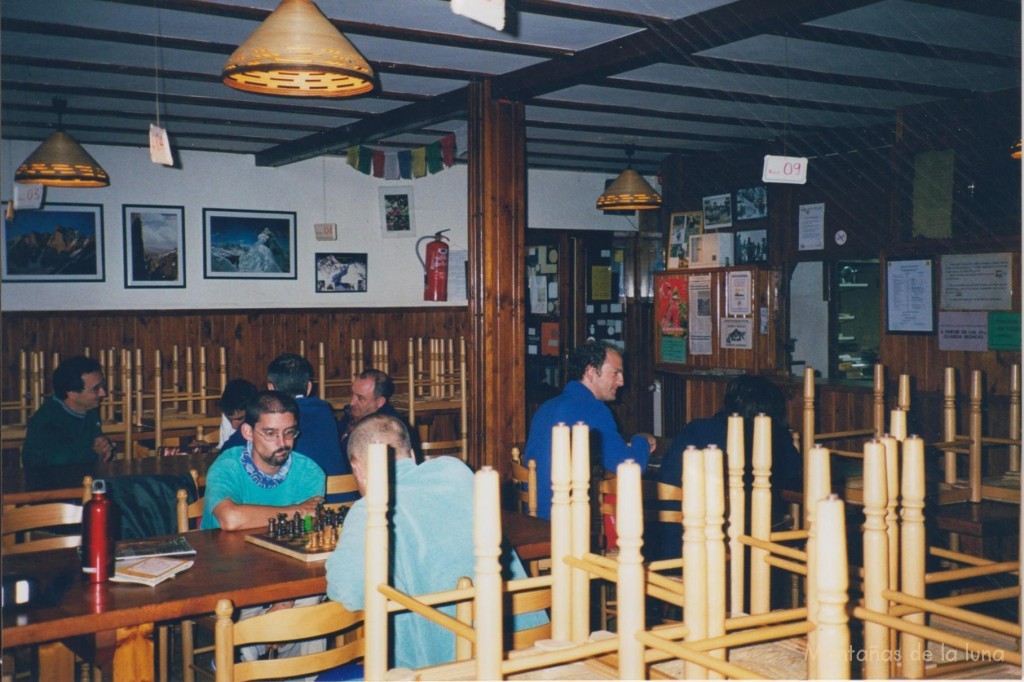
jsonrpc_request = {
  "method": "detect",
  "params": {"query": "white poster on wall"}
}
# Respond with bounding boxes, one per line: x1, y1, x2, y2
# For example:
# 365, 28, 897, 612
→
940, 252, 1013, 311
688, 274, 712, 355
798, 203, 825, 251
720, 318, 753, 349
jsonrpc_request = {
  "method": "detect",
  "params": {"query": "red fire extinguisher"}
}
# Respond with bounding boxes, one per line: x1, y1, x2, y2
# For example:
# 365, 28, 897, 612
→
417, 229, 450, 302
82, 479, 117, 583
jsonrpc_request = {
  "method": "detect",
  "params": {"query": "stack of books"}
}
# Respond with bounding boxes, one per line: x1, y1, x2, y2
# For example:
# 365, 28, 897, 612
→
111, 535, 196, 586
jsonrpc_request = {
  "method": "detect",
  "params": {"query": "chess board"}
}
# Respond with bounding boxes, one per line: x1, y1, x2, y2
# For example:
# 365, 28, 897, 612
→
245, 531, 335, 563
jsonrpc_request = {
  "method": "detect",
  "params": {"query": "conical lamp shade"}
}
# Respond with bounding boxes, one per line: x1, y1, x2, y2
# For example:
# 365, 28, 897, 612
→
15, 130, 110, 187
596, 168, 662, 211
223, 0, 376, 97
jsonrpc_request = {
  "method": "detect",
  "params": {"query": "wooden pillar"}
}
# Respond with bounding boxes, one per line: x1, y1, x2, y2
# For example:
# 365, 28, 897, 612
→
466, 80, 526, 474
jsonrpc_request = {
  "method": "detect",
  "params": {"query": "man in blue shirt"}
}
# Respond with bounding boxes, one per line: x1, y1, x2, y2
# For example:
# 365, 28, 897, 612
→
524, 341, 655, 519
326, 413, 545, 670
266, 353, 350, 478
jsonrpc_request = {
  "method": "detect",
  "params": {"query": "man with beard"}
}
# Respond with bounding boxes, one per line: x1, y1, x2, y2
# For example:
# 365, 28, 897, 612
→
201, 390, 326, 661
202, 390, 324, 530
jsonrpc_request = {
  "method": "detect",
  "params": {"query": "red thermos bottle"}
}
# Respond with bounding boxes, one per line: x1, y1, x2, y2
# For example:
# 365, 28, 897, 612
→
82, 479, 116, 583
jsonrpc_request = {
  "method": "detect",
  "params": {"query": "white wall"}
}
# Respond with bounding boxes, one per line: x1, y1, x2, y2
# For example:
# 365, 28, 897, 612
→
789, 261, 829, 378
527, 168, 650, 232
1, 140, 641, 312
1, 140, 471, 311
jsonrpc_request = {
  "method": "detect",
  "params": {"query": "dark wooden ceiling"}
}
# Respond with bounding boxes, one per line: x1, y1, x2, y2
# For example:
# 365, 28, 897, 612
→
2, 0, 1019, 174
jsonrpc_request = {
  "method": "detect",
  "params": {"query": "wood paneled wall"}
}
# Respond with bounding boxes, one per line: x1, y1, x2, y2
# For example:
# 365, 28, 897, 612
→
1, 306, 468, 403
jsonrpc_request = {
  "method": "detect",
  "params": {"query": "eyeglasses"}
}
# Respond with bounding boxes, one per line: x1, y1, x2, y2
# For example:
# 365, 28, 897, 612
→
253, 428, 300, 441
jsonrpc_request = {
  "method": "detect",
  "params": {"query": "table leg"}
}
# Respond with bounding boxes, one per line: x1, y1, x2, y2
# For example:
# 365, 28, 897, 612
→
112, 623, 154, 682
37, 641, 76, 680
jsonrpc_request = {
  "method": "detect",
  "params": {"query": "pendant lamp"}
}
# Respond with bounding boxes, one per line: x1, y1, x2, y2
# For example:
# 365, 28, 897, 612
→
596, 148, 662, 211
223, 0, 376, 97
15, 99, 109, 188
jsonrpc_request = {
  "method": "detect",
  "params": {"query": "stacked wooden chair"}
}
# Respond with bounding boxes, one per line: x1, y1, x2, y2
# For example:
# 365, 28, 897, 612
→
852, 433, 1021, 678
134, 345, 226, 450
406, 336, 467, 460
358, 420, 851, 680
0, 350, 57, 454
932, 365, 1021, 504
317, 339, 375, 410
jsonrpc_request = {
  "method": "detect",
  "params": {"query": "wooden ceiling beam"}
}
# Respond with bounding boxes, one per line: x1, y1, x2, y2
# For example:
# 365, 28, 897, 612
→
257, 0, 879, 166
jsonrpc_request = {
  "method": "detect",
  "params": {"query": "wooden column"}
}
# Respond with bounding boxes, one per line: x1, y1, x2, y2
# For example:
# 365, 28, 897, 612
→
466, 80, 526, 473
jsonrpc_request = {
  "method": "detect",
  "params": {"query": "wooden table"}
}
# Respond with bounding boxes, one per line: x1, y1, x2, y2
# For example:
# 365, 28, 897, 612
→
3, 528, 327, 680
2, 451, 219, 505
3, 512, 550, 680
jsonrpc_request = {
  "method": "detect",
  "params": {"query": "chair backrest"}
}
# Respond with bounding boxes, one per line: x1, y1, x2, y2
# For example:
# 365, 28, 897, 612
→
509, 447, 537, 517
2, 501, 84, 554
325, 474, 360, 509
175, 468, 204, 532
213, 597, 364, 682
419, 440, 465, 461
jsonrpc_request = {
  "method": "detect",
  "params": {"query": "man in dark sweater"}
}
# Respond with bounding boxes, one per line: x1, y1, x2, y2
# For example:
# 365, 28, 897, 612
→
22, 355, 114, 467
337, 369, 418, 463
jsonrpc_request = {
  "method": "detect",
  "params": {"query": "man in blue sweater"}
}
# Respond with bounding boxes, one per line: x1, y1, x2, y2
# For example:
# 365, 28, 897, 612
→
524, 341, 655, 519
265, 353, 349, 480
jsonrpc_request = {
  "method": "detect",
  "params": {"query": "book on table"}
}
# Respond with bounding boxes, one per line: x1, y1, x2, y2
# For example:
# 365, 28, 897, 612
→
111, 556, 194, 586
115, 535, 196, 561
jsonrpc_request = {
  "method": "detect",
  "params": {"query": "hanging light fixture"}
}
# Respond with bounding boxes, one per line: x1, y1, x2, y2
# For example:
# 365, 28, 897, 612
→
596, 147, 662, 211
15, 98, 109, 187
222, 0, 376, 97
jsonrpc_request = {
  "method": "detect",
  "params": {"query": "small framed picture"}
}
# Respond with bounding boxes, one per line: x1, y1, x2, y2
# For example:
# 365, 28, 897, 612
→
734, 229, 768, 265
666, 211, 702, 269
735, 186, 768, 221
123, 204, 185, 288
379, 186, 415, 237
203, 209, 296, 279
316, 252, 367, 292
702, 193, 733, 230
2, 202, 105, 282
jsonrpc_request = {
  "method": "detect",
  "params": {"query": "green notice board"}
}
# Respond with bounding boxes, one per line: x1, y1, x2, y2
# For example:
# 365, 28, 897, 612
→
988, 312, 1021, 350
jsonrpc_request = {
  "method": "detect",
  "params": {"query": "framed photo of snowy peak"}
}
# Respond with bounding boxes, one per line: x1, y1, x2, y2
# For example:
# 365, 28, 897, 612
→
2, 202, 105, 282
316, 252, 367, 293
203, 209, 296, 279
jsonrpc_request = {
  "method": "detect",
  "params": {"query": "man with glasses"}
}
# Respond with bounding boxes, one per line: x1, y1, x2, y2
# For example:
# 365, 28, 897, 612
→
201, 390, 327, 662
22, 355, 115, 467
202, 390, 324, 531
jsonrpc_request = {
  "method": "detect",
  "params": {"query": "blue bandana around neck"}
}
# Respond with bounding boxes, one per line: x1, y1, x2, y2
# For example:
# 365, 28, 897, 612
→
240, 440, 292, 489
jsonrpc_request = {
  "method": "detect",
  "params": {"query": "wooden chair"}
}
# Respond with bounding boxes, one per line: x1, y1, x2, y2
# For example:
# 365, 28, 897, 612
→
212, 598, 364, 682
509, 447, 537, 517
596, 475, 683, 629
1, 501, 84, 554
317, 340, 355, 410
407, 337, 467, 460
176, 472, 211, 682
325, 473, 360, 510
452, 576, 553, 660
134, 346, 226, 448
853, 434, 1022, 678
932, 365, 1021, 504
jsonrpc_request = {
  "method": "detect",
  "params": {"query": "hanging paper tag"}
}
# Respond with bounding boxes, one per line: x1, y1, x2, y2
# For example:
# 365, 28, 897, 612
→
451, 0, 505, 31
149, 124, 174, 166
13, 182, 44, 210
762, 155, 808, 184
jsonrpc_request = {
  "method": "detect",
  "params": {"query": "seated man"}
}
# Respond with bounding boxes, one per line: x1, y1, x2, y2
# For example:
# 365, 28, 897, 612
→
337, 368, 419, 463
22, 355, 114, 467
326, 414, 546, 670
267, 353, 349, 478
202, 390, 326, 662
654, 374, 802, 561
218, 378, 258, 449
525, 341, 655, 519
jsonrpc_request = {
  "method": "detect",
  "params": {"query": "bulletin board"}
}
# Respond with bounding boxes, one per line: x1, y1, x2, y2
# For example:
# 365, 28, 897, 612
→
654, 266, 785, 374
